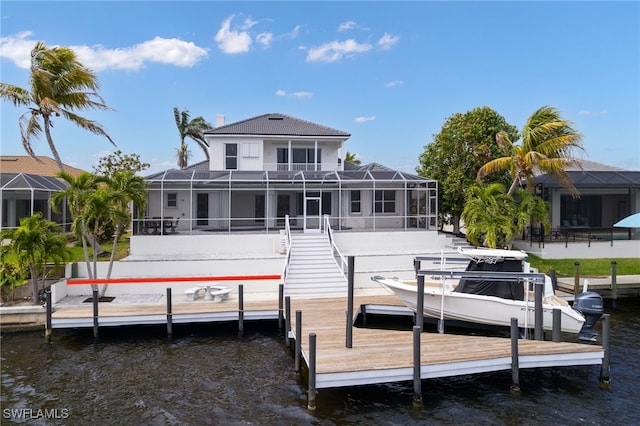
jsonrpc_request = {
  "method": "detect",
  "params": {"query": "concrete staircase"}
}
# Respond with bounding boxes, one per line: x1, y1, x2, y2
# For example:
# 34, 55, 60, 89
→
284, 233, 348, 299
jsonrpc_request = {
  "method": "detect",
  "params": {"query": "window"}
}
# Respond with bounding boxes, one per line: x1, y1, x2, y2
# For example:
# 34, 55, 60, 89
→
276, 147, 321, 170
167, 193, 177, 208
374, 190, 395, 213
242, 142, 259, 158
225, 143, 237, 169
350, 191, 361, 213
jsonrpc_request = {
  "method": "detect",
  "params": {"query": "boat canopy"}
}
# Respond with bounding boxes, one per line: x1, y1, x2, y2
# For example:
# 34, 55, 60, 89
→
454, 259, 525, 300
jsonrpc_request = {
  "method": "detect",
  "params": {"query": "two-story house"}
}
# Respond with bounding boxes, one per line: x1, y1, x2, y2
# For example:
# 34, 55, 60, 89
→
143, 113, 438, 234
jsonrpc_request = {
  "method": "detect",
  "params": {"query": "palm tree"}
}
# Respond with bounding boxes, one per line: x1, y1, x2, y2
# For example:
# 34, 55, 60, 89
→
0, 42, 115, 172
0, 213, 71, 304
345, 151, 361, 165
462, 183, 517, 248
103, 171, 148, 294
477, 106, 584, 196
51, 172, 106, 278
174, 107, 212, 167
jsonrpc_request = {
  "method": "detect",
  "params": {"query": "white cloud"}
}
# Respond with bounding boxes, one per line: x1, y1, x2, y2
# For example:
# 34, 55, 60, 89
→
256, 32, 274, 48
578, 109, 609, 116
384, 80, 404, 88
338, 21, 358, 32
354, 116, 376, 123
377, 33, 399, 50
215, 14, 252, 54
0, 32, 208, 71
306, 39, 372, 63
275, 89, 313, 99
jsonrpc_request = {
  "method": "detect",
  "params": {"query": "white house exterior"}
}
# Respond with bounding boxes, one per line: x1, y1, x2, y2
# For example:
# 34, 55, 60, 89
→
142, 113, 438, 234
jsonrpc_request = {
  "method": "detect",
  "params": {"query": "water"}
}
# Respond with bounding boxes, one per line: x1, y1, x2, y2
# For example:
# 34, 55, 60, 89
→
2, 300, 639, 425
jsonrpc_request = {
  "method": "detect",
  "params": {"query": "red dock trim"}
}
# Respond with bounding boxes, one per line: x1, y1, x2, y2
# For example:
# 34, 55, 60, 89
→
67, 275, 282, 285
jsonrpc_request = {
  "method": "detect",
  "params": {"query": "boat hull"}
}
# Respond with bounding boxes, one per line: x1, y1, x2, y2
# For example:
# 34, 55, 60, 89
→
374, 278, 585, 334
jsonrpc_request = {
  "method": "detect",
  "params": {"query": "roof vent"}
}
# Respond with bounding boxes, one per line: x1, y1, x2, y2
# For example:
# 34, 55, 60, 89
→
268, 116, 283, 120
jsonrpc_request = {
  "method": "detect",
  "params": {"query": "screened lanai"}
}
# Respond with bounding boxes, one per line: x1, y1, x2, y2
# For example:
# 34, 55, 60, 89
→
0, 173, 69, 230
141, 164, 438, 235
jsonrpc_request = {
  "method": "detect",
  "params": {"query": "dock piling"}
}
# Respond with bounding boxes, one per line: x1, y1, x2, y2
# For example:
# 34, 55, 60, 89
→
238, 284, 244, 336
510, 318, 520, 393
599, 313, 611, 388
552, 308, 562, 342
412, 325, 423, 408
278, 284, 284, 331
166, 288, 173, 338
610, 261, 618, 310
308, 333, 317, 411
45, 290, 52, 342
92, 289, 99, 340
295, 310, 302, 373
285, 296, 291, 349
574, 262, 581, 296
416, 275, 425, 332
346, 256, 354, 348
534, 281, 543, 341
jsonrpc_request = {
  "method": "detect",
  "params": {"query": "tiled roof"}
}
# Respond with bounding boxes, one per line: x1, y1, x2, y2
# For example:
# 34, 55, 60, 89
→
204, 113, 350, 138
0, 156, 85, 177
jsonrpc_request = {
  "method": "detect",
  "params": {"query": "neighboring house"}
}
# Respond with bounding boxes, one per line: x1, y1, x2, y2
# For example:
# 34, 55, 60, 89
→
143, 113, 438, 234
0, 156, 84, 230
535, 160, 640, 230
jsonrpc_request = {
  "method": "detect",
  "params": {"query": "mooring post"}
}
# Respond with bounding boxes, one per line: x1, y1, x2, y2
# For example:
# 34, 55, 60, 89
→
308, 333, 317, 411
534, 280, 543, 341
552, 308, 562, 342
412, 325, 423, 408
416, 275, 425, 332
92, 289, 99, 340
346, 256, 354, 348
510, 317, 520, 393
610, 261, 618, 311
599, 313, 611, 388
295, 310, 302, 373
166, 288, 173, 338
278, 283, 284, 331
238, 284, 244, 336
573, 262, 581, 296
549, 269, 557, 292
45, 290, 52, 342
285, 296, 291, 349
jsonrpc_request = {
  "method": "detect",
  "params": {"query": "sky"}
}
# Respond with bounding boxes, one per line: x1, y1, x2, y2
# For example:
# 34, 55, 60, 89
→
1, 1, 639, 175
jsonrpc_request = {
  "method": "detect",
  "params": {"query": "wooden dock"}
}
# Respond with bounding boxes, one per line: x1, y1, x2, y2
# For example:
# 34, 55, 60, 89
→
49, 290, 605, 393
556, 275, 640, 298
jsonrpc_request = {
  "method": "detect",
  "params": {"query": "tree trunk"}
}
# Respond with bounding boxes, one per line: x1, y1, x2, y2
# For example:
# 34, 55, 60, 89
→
29, 264, 39, 304
43, 115, 66, 172
100, 227, 122, 297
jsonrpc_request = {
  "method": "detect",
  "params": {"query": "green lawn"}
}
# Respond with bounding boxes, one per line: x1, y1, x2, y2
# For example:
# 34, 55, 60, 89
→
527, 255, 640, 277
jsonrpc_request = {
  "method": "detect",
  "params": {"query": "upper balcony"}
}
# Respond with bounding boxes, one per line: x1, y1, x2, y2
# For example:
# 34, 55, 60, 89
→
263, 162, 339, 172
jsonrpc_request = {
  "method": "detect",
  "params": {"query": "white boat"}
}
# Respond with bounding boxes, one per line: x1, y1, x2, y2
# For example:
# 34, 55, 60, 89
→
371, 248, 591, 335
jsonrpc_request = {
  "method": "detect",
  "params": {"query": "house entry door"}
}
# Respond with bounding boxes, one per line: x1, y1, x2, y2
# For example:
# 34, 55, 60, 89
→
196, 193, 208, 226
304, 195, 321, 233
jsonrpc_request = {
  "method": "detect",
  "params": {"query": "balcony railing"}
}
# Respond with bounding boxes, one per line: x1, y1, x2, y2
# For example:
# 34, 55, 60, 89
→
263, 162, 336, 172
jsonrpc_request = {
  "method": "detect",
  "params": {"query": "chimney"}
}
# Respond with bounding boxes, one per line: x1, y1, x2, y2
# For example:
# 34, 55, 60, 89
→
215, 114, 225, 127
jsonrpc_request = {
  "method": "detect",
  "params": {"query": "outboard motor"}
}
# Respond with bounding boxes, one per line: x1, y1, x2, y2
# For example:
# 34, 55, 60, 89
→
573, 291, 604, 342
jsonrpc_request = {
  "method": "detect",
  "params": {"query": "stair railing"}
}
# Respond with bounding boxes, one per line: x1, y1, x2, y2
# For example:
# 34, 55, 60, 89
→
281, 215, 293, 283
324, 215, 348, 275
